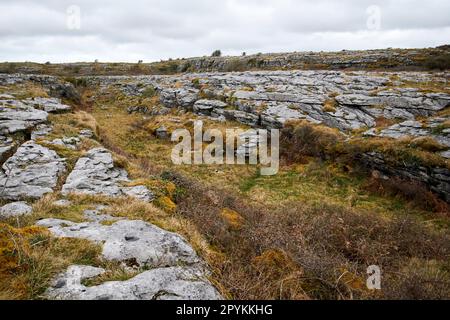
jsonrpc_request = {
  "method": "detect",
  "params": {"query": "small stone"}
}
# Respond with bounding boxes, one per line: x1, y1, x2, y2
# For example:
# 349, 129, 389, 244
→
53, 199, 72, 207
79, 129, 94, 138
155, 126, 169, 140
0, 201, 32, 218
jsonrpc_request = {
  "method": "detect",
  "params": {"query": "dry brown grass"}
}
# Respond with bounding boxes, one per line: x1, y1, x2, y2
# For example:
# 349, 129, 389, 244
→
363, 176, 450, 215
410, 137, 448, 153
323, 99, 338, 113
164, 171, 450, 300
0, 223, 101, 300
280, 120, 343, 164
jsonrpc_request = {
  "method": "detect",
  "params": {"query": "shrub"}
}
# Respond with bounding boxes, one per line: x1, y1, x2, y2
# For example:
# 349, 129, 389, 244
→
410, 137, 447, 153
363, 176, 450, 214
280, 121, 343, 164
168, 170, 450, 299
141, 86, 157, 98
211, 50, 222, 57
323, 99, 337, 113
425, 53, 450, 70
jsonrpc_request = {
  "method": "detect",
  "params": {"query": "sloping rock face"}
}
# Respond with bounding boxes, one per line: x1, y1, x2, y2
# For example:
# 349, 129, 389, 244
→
62, 148, 155, 201
360, 152, 450, 202
46, 265, 222, 300
0, 141, 65, 200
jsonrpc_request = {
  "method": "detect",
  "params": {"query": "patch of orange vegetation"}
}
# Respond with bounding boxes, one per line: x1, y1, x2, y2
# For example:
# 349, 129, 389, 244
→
220, 208, 245, 230
155, 196, 177, 214
0, 224, 48, 297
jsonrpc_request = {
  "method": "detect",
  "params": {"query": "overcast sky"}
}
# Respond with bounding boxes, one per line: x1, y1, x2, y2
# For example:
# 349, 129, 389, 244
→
0, 0, 449, 63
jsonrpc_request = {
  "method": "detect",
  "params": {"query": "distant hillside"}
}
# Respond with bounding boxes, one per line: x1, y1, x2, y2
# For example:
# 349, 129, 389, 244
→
1, 46, 449, 77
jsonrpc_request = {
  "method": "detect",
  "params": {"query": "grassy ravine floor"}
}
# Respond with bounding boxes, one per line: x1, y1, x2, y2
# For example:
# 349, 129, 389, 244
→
1, 80, 449, 300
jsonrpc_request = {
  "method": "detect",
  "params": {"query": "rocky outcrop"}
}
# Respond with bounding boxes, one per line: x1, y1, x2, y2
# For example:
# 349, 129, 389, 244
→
0, 100, 48, 134
0, 141, 65, 200
62, 148, 154, 201
360, 152, 450, 202
86, 70, 450, 202
46, 265, 222, 300
193, 99, 227, 116
37, 212, 221, 300
24, 97, 71, 113
37, 219, 201, 267
104, 70, 449, 132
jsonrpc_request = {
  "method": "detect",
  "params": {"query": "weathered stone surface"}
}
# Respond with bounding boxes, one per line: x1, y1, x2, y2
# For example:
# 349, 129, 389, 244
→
31, 124, 53, 140
0, 201, 32, 218
160, 88, 199, 109
0, 141, 65, 200
193, 99, 227, 116
82, 207, 120, 223
108, 70, 449, 132
155, 126, 169, 140
79, 129, 94, 138
0, 100, 48, 134
48, 136, 80, 150
53, 199, 72, 207
62, 148, 128, 197
46, 265, 222, 300
36, 219, 200, 267
25, 97, 71, 113
122, 185, 155, 202
62, 148, 154, 201
360, 152, 450, 202
38, 206, 221, 300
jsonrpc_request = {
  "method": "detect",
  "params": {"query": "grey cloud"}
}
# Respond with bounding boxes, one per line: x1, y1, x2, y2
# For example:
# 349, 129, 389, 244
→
0, 0, 449, 62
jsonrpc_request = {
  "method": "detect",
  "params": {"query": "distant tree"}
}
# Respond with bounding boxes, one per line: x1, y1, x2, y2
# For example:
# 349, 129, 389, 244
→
138, 60, 143, 64
242, 52, 246, 56
211, 50, 222, 57
45, 61, 51, 65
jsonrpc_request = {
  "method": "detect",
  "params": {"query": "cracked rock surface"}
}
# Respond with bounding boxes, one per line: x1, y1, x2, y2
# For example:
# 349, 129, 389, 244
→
0, 141, 66, 200
37, 214, 221, 300
46, 265, 222, 300
0, 100, 48, 134
36, 219, 200, 267
62, 148, 154, 201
